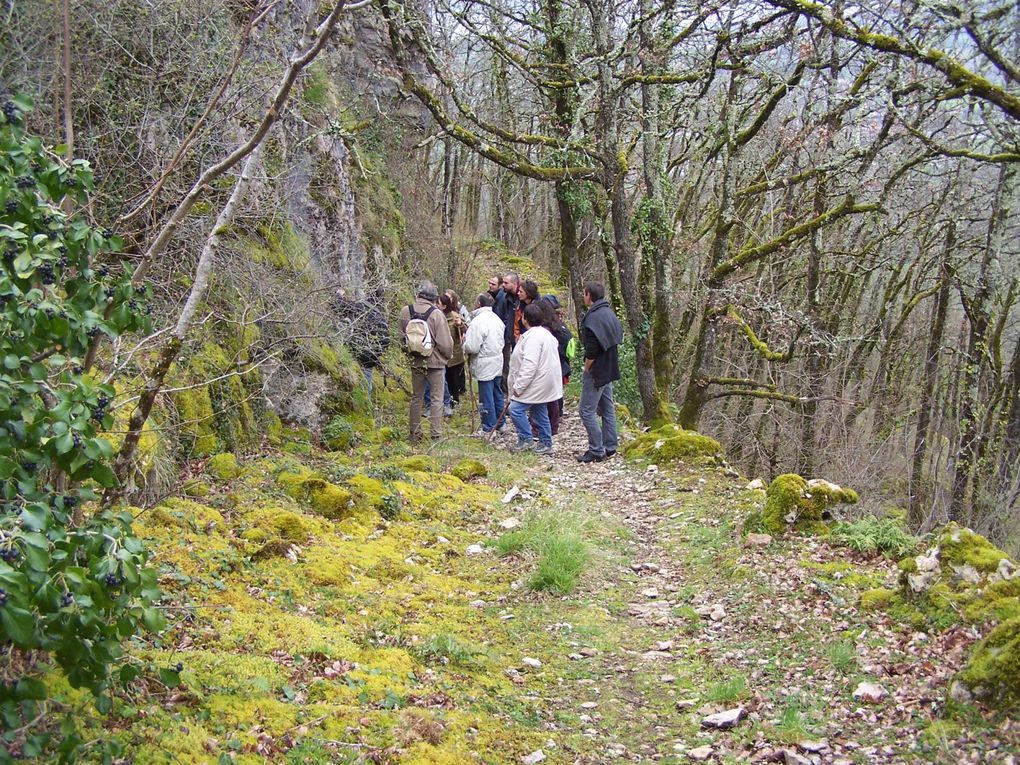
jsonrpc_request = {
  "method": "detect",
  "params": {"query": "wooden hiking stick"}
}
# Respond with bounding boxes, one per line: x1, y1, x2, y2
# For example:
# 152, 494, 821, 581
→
486, 400, 511, 443
466, 363, 477, 432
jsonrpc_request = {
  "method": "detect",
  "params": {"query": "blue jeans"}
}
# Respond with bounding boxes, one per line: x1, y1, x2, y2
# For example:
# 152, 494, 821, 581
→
477, 377, 505, 431
509, 400, 552, 448
579, 373, 617, 456
424, 377, 451, 409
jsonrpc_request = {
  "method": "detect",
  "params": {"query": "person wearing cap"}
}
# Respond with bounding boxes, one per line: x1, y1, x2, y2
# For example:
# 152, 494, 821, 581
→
397, 281, 454, 443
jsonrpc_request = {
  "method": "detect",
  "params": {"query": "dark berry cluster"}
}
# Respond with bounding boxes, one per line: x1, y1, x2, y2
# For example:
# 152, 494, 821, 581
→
86, 326, 102, 339
2, 100, 18, 123
0, 588, 8, 607
0, 546, 19, 564
4, 199, 17, 214
103, 572, 122, 588
37, 262, 55, 285
96, 265, 110, 278
15, 175, 34, 189
91, 392, 111, 423
61, 591, 74, 607
71, 431, 83, 448
102, 228, 114, 239
64, 176, 77, 188
63, 494, 79, 508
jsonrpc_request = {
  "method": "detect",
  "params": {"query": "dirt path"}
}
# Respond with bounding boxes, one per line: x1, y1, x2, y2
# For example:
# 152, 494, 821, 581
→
480, 412, 1018, 764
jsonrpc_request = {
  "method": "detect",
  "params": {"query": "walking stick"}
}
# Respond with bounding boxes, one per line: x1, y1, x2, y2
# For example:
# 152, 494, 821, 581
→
466, 362, 477, 432
486, 400, 511, 443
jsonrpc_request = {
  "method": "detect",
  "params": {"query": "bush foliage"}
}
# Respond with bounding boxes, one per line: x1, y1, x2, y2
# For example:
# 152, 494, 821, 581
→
0, 98, 163, 760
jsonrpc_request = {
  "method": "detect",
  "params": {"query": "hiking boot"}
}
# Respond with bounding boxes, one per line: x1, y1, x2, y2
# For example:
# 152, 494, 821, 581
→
575, 451, 605, 463
535, 443, 553, 456
511, 439, 534, 452
605, 450, 616, 458
443, 405, 454, 418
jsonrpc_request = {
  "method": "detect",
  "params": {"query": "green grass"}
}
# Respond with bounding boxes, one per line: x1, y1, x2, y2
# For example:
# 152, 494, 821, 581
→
828, 516, 921, 557
705, 674, 748, 703
772, 699, 811, 744
413, 632, 487, 667
826, 639, 857, 675
491, 510, 594, 594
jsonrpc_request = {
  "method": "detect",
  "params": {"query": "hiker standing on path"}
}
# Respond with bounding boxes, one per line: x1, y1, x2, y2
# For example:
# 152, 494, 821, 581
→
540, 295, 572, 435
495, 272, 520, 396
463, 292, 506, 435
576, 281, 623, 463
398, 281, 453, 443
508, 303, 563, 455
440, 292, 468, 408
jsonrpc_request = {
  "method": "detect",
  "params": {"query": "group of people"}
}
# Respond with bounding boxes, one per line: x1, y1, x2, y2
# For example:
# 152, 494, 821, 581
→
397, 274, 623, 463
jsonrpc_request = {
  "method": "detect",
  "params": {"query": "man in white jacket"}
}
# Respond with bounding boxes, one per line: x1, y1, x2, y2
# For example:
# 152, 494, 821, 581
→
508, 303, 563, 455
463, 293, 506, 434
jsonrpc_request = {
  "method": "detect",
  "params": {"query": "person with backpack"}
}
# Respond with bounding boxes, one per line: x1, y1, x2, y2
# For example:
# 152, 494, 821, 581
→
439, 292, 468, 408
398, 281, 453, 443
507, 303, 563, 455
463, 292, 506, 435
576, 281, 624, 463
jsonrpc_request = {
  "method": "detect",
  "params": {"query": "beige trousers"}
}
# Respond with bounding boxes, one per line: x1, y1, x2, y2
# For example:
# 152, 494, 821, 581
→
409, 365, 445, 442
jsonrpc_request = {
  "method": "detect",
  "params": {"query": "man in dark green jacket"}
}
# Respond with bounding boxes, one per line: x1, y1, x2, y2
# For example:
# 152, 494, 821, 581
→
576, 282, 624, 463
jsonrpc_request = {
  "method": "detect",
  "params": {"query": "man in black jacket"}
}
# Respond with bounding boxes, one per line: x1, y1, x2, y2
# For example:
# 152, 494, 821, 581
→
576, 281, 624, 463
494, 272, 520, 395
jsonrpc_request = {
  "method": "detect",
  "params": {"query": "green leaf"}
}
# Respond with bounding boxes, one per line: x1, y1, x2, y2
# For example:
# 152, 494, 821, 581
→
0, 607, 36, 644
0, 456, 15, 479
140, 607, 166, 633
2, 355, 19, 370
158, 668, 181, 687
91, 463, 117, 488
19, 504, 49, 531
14, 678, 46, 701
119, 664, 140, 684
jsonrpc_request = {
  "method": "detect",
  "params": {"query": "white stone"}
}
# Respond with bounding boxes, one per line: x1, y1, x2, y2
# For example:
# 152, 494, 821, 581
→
436, 536, 450, 544
469, 599, 486, 607
687, 745, 714, 761
650, 640, 674, 652
465, 544, 486, 556
641, 588, 660, 599
782, 749, 810, 765
746, 533, 773, 547
798, 740, 827, 753
521, 657, 542, 669
915, 549, 940, 572
709, 605, 726, 621
521, 750, 546, 765
701, 706, 745, 729
746, 478, 765, 490
499, 517, 521, 530
502, 485, 520, 504
852, 681, 886, 703
580, 701, 598, 709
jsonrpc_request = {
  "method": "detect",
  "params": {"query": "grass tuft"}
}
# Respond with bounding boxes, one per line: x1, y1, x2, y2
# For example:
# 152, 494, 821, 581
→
413, 632, 486, 667
826, 639, 857, 675
705, 674, 748, 703
491, 510, 593, 594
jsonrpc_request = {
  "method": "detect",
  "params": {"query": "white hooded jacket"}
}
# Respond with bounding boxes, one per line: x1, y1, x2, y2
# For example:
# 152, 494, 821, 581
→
463, 306, 505, 382
509, 326, 563, 404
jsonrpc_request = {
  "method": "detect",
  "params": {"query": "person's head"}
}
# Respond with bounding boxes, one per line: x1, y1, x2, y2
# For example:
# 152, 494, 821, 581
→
438, 293, 454, 312
487, 275, 500, 293
502, 272, 520, 295
519, 280, 540, 304
477, 292, 494, 309
522, 302, 546, 329
538, 296, 560, 328
583, 281, 605, 306
417, 280, 439, 302
444, 289, 460, 311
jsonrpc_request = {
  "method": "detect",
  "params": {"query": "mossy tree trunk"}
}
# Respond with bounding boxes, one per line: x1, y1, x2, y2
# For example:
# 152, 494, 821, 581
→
908, 240, 953, 528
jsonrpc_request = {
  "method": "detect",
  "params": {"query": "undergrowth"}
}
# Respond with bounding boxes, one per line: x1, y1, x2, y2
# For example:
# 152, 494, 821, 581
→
491, 510, 593, 594
828, 516, 921, 557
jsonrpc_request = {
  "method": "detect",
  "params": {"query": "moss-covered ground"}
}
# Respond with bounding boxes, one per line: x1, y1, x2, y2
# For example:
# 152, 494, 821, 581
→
49, 376, 1019, 764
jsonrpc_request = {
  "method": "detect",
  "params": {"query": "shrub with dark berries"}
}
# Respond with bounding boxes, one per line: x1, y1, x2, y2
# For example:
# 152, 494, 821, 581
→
0, 96, 163, 758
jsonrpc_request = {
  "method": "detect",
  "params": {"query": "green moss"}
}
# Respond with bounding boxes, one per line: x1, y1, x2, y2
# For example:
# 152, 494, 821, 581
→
962, 579, 1020, 624
252, 539, 298, 560
252, 509, 311, 542
938, 523, 1009, 574
322, 415, 358, 450
621, 424, 721, 463
760, 474, 857, 536
173, 385, 219, 456
182, 479, 211, 498
450, 459, 487, 482
347, 473, 387, 512
308, 482, 354, 520
206, 452, 240, 480
860, 588, 897, 611
958, 616, 1020, 704
400, 456, 439, 473
142, 498, 225, 532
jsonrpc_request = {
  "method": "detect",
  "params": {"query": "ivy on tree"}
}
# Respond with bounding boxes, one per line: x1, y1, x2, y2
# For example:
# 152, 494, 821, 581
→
0, 97, 166, 762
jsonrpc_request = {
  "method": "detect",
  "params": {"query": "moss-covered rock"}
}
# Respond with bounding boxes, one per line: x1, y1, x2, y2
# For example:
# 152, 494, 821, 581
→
182, 479, 211, 498
307, 481, 354, 520
400, 456, 439, 473
322, 415, 357, 450
958, 616, 1020, 704
347, 473, 387, 512
758, 474, 858, 535
860, 588, 897, 612
451, 459, 487, 482
206, 452, 241, 480
250, 509, 311, 543
621, 424, 721, 463
939, 524, 1010, 574
252, 539, 299, 561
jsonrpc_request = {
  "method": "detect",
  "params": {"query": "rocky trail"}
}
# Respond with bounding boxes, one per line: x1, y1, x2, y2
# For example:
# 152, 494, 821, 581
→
472, 412, 1019, 764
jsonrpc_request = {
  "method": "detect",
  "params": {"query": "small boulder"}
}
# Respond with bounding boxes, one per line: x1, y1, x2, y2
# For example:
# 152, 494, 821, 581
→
746, 533, 773, 547
687, 745, 714, 761
521, 750, 546, 765
852, 681, 886, 703
701, 706, 745, 729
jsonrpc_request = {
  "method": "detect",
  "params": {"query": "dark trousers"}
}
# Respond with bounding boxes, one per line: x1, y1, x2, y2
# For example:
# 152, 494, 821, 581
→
446, 363, 466, 404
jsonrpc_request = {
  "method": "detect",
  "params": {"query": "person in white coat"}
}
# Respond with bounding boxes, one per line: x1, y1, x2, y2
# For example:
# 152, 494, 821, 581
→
507, 303, 564, 455
463, 292, 506, 434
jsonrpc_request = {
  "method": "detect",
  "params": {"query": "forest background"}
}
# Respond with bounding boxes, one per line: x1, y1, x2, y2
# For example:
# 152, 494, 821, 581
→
2, 0, 1020, 557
